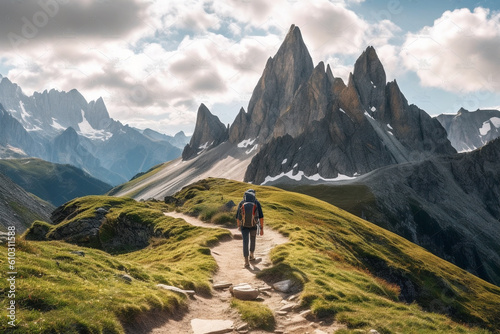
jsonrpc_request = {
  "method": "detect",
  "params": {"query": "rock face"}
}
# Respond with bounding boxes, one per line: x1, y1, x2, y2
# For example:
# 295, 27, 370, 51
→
436, 108, 500, 152
182, 104, 228, 160
0, 77, 181, 185
229, 24, 314, 143
0, 171, 54, 232
242, 34, 455, 184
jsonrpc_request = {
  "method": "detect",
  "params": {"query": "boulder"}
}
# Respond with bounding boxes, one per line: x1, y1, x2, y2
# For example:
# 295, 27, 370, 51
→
230, 283, 260, 300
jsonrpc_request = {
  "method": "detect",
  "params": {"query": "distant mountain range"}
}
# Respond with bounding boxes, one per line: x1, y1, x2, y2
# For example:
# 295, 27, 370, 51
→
0, 77, 190, 185
0, 158, 112, 207
436, 108, 500, 152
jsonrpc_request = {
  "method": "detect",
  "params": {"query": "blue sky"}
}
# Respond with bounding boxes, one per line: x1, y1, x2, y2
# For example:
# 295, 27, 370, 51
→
0, 0, 499, 135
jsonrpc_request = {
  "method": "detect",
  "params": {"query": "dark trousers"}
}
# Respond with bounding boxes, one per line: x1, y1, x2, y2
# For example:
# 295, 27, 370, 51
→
241, 227, 257, 257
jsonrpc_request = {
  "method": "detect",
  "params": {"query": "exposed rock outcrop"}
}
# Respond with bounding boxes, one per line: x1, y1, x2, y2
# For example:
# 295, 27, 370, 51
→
229, 24, 314, 143
182, 104, 228, 160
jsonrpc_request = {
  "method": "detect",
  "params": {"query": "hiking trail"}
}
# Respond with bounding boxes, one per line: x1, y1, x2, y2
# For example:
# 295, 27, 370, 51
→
140, 211, 345, 334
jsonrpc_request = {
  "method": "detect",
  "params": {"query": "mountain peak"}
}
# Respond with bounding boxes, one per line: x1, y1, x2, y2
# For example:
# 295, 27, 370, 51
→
182, 104, 228, 160
353, 46, 386, 111
235, 24, 314, 143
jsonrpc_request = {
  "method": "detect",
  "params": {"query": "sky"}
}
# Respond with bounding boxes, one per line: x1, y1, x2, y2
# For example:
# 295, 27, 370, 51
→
1, 0, 500, 135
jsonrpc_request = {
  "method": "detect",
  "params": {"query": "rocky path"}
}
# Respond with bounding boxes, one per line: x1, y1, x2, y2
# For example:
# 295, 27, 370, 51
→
146, 211, 344, 334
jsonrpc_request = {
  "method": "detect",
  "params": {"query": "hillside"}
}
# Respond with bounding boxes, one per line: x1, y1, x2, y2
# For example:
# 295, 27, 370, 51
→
8, 178, 500, 333
0, 158, 112, 207
279, 137, 500, 287
0, 172, 53, 232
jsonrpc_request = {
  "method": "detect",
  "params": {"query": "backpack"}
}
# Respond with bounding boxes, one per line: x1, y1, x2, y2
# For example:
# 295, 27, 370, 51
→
240, 191, 258, 228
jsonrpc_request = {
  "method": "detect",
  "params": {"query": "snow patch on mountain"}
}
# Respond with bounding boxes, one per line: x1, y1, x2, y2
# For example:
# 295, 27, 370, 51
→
238, 138, 257, 148
76, 110, 113, 140
262, 170, 357, 185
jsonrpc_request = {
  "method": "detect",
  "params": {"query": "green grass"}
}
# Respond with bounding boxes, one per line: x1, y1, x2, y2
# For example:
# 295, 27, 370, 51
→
6, 178, 500, 333
172, 178, 500, 333
230, 299, 275, 330
0, 196, 230, 333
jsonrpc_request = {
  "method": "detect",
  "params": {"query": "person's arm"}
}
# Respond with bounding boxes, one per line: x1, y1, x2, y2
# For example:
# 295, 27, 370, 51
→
257, 201, 264, 235
236, 202, 242, 229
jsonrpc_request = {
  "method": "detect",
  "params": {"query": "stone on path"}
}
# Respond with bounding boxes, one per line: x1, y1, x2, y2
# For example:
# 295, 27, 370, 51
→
213, 282, 232, 289
230, 283, 260, 300
279, 303, 297, 312
157, 284, 195, 296
190, 319, 234, 334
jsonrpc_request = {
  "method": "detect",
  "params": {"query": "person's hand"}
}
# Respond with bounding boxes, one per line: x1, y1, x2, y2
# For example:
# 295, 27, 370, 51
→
260, 228, 264, 236
238, 226, 241, 231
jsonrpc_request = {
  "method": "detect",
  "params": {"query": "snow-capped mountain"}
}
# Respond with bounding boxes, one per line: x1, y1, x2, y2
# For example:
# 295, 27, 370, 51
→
0, 77, 181, 185
436, 108, 500, 152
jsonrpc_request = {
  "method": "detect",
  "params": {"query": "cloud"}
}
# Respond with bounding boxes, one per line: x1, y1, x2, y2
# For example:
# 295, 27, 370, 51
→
0, 0, 149, 52
401, 7, 500, 93
0, 0, 402, 135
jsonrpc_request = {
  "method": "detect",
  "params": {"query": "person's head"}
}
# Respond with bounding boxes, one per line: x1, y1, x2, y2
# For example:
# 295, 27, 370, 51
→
244, 189, 256, 201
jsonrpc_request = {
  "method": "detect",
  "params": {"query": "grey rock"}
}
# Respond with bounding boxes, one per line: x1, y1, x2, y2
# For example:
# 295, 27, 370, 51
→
182, 103, 228, 160
273, 279, 294, 293
117, 274, 133, 283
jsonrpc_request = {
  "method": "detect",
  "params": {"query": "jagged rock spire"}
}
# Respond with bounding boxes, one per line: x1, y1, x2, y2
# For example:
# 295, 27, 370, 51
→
182, 104, 228, 160
231, 24, 314, 143
353, 46, 386, 113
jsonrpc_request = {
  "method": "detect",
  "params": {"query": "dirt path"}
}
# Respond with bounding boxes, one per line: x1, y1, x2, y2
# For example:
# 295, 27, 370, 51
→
146, 211, 344, 334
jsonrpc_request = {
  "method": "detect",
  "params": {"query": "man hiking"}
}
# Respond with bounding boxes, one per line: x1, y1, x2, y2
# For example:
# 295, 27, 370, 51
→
236, 189, 264, 268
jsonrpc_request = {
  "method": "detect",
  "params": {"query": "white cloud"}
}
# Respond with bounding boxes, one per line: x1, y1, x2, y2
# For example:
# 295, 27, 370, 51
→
401, 7, 500, 93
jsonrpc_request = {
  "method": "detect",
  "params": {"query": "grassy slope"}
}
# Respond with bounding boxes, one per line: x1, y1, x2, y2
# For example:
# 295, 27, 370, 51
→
171, 178, 500, 333
2, 179, 499, 333
107, 161, 172, 198
0, 158, 112, 206
0, 196, 229, 334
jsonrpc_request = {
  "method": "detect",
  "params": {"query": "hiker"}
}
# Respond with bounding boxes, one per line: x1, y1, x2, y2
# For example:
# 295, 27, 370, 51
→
236, 189, 264, 268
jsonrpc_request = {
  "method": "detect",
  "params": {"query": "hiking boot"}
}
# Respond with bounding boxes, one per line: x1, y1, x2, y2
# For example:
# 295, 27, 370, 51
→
244, 257, 250, 268
249, 252, 256, 261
